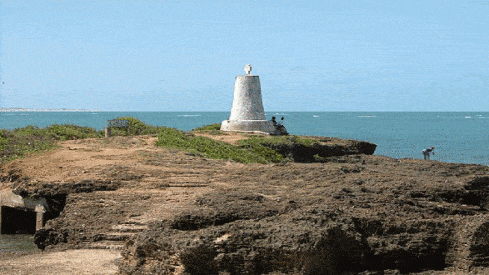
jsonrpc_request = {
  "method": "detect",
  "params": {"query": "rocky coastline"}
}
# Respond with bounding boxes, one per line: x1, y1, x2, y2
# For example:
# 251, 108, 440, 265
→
0, 107, 102, 112
2, 133, 489, 274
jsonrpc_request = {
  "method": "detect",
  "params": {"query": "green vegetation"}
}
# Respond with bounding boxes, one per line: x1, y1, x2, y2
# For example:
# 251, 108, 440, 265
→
156, 128, 284, 164
192, 123, 221, 132
45, 124, 104, 141
0, 117, 160, 162
0, 125, 103, 162
108, 117, 164, 136
156, 125, 338, 164
191, 123, 222, 135
1, 121, 356, 164
240, 135, 320, 147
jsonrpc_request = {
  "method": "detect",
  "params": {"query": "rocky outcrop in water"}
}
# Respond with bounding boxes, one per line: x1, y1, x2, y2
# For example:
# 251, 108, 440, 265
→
265, 138, 377, 162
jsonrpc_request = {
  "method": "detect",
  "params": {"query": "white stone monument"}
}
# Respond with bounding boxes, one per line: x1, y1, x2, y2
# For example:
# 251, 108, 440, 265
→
221, 65, 278, 134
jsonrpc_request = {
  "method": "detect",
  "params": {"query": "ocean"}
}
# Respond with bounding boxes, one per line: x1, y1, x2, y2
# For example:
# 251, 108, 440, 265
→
1, 111, 489, 166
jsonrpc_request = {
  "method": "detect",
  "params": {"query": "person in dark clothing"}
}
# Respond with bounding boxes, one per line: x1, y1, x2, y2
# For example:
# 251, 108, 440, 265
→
422, 146, 435, 160
270, 116, 288, 135
271, 116, 277, 126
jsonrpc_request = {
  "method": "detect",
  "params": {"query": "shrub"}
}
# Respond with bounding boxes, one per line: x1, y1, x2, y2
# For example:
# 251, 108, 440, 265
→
45, 124, 103, 141
108, 117, 163, 136
1, 127, 56, 162
0, 130, 9, 148
237, 137, 285, 163
247, 135, 319, 147
156, 128, 283, 164
191, 123, 222, 136
192, 123, 221, 131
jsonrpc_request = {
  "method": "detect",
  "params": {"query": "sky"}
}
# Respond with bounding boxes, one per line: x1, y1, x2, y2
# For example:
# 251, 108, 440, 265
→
0, 0, 488, 112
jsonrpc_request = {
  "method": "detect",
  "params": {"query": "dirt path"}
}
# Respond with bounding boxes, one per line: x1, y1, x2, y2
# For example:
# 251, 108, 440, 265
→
0, 134, 240, 274
2, 135, 161, 183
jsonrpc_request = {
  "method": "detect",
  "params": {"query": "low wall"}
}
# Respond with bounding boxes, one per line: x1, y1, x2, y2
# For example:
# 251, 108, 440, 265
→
0, 191, 49, 234
221, 120, 276, 134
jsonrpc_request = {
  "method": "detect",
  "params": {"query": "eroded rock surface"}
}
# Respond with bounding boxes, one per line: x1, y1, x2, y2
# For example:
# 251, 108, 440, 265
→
118, 171, 489, 274
2, 135, 489, 274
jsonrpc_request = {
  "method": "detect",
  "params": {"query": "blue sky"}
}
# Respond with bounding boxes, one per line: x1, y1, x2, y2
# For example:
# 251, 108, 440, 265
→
1, 0, 488, 111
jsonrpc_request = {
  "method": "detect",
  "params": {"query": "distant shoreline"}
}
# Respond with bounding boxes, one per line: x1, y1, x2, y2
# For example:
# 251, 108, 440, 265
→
0, 108, 102, 112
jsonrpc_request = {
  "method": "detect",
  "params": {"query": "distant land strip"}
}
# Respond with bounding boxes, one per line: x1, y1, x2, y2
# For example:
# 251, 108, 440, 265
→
1, 107, 102, 112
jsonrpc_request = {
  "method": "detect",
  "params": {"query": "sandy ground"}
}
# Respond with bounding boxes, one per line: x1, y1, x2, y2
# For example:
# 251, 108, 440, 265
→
0, 134, 244, 274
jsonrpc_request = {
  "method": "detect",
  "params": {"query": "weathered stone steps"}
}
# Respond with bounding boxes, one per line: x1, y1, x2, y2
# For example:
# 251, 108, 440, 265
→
83, 222, 149, 251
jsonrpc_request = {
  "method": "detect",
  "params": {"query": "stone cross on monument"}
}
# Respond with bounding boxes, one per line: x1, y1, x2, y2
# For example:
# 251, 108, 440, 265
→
244, 64, 252, 75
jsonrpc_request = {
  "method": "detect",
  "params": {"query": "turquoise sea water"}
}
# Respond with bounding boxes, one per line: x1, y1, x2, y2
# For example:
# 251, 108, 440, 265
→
1, 111, 489, 165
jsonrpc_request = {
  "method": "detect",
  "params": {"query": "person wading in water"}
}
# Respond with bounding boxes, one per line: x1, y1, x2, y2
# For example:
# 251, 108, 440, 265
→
422, 146, 435, 160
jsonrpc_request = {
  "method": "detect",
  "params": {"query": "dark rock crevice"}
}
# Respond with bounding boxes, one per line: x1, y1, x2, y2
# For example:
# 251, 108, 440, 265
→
265, 140, 377, 163
121, 215, 455, 275
7, 179, 121, 249
0, 206, 37, 234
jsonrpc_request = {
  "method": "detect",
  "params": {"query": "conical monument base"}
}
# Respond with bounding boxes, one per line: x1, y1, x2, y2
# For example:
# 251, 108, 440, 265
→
221, 120, 277, 134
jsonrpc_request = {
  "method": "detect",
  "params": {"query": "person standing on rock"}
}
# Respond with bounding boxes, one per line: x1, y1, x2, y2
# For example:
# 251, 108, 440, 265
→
422, 146, 435, 160
271, 116, 277, 126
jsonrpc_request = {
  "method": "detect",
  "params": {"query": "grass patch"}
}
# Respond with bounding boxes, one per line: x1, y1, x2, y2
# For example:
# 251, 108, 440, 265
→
45, 124, 104, 141
192, 123, 221, 132
241, 135, 320, 147
1, 128, 54, 162
0, 117, 160, 162
165, 124, 327, 164
191, 123, 222, 135
156, 128, 284, 164
0, 125, 104, 162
